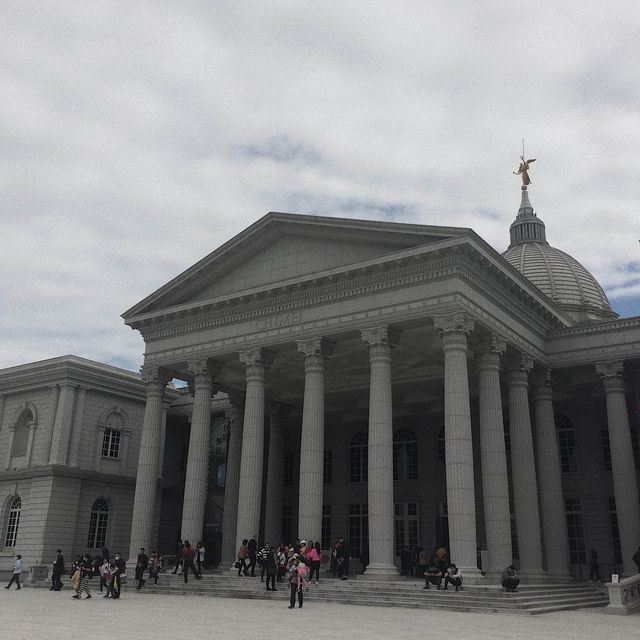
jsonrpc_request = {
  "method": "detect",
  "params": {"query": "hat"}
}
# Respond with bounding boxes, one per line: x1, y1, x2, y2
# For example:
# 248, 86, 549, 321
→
300, 540, 306, 544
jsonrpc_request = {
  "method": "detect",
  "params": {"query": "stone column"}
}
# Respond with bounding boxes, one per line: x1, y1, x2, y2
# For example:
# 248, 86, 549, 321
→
129, 365, 170, 558
296, 338, 334, 543
235, 348, 273, 547
596, 361, 640, 576
220, 399, 244, 568
181, 358, 218, 545
48, 383, 76, 465
264, 404, 288, 546
506, 353, 544, 575
433, 312, 479, 575
476, 335, 512, 576
532, 369, 570, 577
361, 325, 401, 579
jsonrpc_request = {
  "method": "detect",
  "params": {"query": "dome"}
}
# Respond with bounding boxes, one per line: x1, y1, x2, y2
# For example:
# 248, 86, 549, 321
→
502, 189, 617, 324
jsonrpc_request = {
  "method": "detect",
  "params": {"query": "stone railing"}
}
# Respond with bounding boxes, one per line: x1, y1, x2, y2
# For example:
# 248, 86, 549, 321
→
606, 574, 640, 614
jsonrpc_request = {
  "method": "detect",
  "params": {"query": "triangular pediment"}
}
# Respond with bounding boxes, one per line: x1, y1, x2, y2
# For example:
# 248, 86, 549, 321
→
123, 212, 471, 321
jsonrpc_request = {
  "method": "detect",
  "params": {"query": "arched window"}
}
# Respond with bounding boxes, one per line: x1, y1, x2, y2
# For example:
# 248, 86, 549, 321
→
11, 409, 32, 457
101, 413, 124, 458
4, 497, 21, 547
349, 431, 368, 483
393, 427, 418, 480
87, 498, 109, 548
556, 414, 577, 473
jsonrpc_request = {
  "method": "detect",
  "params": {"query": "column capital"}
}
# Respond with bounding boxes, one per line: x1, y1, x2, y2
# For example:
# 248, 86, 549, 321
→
531, 369, 554, 400
296, 337, 335, 359
140, 365, 172, 390
360, 325, 402, 349
596, 361, 626, 393
473, 333, 507, 356
187, 357, 222, 378
595, 360, 624, 379
432, 311, 475, 336
504, 352, 534, 374
239, 347, 274, 368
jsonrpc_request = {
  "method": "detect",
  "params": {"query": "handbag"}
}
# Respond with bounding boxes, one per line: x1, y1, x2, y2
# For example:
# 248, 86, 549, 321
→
234, 560, 241, 569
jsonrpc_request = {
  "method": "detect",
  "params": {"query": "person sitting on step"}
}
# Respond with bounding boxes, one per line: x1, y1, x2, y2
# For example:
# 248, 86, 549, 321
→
443, 563, 463, 591
501, 564, 520, 592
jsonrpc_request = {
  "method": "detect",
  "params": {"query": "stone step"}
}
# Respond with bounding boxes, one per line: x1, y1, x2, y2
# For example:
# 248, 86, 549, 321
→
135, 575, 608, 615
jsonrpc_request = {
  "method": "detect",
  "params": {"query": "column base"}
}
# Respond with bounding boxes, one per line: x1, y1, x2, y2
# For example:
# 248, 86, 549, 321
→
362, 563, 399, 580
456, 566, 484, 584
518, 570, 553, 584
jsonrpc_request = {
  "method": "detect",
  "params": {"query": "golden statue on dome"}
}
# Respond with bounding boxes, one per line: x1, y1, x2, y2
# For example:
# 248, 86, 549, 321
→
513, 139, 536, 190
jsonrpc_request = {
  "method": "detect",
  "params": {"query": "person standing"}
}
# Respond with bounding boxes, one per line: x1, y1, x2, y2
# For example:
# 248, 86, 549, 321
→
288, 556, 302, 609
149, 551, 161, 585
181, 540, 199, 583
247, 534, 258, 577
196, 541, 205, 576
237, 539, 249, 577
73, 554, 93, 599
135, 547, 148, 590
264, 544, 278, 592
51, 549, 65, 591
172, 540, 184, 575
5, 555, 22, 590
113, 553, 126, 598
101, 546, 110, 563
308, 542, 322, 584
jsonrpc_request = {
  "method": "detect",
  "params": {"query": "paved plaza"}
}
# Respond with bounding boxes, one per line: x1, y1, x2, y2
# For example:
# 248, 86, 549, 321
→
1, 587, 638, 640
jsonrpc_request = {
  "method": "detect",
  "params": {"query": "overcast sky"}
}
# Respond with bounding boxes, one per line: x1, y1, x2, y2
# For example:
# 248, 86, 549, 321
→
2, 1, 639, 372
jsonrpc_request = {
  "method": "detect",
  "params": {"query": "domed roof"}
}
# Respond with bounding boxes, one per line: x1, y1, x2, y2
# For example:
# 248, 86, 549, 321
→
502, 189, 617, 323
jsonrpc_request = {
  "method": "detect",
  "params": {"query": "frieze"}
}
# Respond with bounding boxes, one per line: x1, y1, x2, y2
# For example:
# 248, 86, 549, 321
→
256, 310, 302, 331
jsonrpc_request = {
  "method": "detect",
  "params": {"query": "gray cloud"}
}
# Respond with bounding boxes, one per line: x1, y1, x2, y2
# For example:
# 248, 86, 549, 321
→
1, 1, 639, 370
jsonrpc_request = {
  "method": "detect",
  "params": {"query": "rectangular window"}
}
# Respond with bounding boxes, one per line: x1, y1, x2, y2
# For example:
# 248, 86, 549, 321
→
348, 503, 368, 557
323, 450, 332, 484
283, 453, 294, 486
394, 502, 418, 556
101, 428, 121, 459
609, 497, 622, 566
321, 505, 331, 549
565, 498, 587, 564
558, 429, 577, 473
282, 505, 293, 544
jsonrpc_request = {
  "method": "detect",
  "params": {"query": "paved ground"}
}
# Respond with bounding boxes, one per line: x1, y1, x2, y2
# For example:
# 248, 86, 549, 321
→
2, 586, 638, 639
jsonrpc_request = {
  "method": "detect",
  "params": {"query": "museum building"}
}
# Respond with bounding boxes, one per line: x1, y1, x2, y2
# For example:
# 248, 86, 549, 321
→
1, 186, 640, 582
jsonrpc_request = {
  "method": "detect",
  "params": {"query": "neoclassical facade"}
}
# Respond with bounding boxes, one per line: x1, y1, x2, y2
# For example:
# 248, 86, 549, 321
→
121, 188, 640, 580
2, 188, 639, 582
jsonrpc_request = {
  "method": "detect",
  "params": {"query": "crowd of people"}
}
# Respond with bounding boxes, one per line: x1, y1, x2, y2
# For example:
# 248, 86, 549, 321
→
5, 538, 523, 599
235, 536, 355, 608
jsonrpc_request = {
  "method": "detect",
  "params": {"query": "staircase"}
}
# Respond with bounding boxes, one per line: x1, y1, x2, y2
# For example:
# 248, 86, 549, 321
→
134, 572, 608, 615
